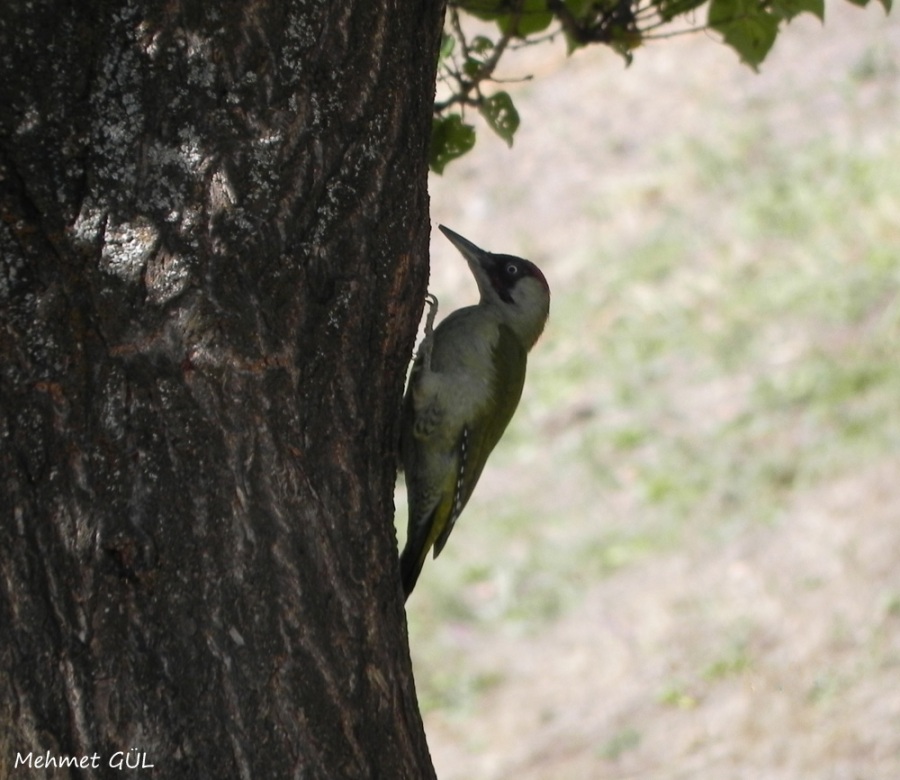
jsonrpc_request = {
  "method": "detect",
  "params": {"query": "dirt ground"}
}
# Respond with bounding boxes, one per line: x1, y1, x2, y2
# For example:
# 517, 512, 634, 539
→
424, 460, 900, 779
422, 4, 900, 778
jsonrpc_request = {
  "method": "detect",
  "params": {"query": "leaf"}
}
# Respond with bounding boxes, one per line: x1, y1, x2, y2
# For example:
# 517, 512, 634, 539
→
771, 0, 825, 20
654, 0, 709, 22
463, 56, 483, 78
611, 25, 644, 52
439, 32, 455, 61
709, 0, 780, 69
480, 91, 520, 147
497, 0, 554, 36
429, 115, 476, 174
470, 35, 494, 54
458, 0, 503, 22
850, 0, 892, 11
564, 0, 595, 15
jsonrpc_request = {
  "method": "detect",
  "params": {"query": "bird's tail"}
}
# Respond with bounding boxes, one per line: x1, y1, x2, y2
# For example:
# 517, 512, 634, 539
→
399, 510, 437, 600
399, 543, 427, 601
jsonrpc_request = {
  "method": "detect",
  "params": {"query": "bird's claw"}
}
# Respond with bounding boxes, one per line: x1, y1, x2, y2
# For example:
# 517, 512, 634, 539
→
419, 293, 439, 372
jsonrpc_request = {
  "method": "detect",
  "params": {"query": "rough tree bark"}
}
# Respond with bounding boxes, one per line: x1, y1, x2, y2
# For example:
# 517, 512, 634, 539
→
1, 1, 442, 777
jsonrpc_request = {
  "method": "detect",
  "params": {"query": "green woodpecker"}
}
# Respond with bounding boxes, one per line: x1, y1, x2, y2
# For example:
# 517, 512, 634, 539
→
399, 225, 550, 599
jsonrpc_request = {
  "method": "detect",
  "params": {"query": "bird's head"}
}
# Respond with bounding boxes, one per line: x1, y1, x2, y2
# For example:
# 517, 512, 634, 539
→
438, 224, 550, 350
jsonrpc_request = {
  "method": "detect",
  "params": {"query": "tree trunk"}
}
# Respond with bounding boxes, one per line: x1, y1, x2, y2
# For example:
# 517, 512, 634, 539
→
0, 1, 441, 777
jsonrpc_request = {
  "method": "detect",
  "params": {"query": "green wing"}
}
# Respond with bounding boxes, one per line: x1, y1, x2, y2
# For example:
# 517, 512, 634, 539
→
432, 324, 527, 556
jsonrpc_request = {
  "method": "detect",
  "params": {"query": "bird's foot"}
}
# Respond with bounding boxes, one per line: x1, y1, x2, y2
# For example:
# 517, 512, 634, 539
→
419, 293, 439, 372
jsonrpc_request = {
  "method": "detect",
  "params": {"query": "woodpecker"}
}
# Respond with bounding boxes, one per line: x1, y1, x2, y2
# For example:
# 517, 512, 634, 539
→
399, 225, 550, 599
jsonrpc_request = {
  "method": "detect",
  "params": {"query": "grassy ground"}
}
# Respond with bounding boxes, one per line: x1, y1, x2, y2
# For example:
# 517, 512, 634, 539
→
402, 3, 900, 777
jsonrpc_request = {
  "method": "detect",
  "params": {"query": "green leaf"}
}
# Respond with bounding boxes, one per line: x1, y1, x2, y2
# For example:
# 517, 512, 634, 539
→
480, 91, 521, 147
463, 56, 483, 78
497, 0, 554, 36
709, 0, 780, 69
439, 32, 455, 61
458, 0, 503, 22
654, 0, 709, 22
470, 35, 494, 54
429, 115, 476, 174
842, 0, 891, 14
771, 0, 825, 20
564, 0, 595, 15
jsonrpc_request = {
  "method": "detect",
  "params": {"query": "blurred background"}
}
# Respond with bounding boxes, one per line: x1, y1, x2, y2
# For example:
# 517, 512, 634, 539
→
399, 2, 900, 777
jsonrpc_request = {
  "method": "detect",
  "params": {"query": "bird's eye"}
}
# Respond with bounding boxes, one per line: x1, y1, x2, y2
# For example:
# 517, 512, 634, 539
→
506, 263, 518, 276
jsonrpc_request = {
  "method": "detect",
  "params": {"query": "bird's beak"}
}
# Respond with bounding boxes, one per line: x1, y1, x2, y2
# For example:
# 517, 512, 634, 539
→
438, 225, 495, 293
438, 225, 489, 263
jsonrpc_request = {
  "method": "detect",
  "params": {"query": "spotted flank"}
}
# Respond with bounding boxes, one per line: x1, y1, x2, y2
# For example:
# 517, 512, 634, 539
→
434, 427, 469, 558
